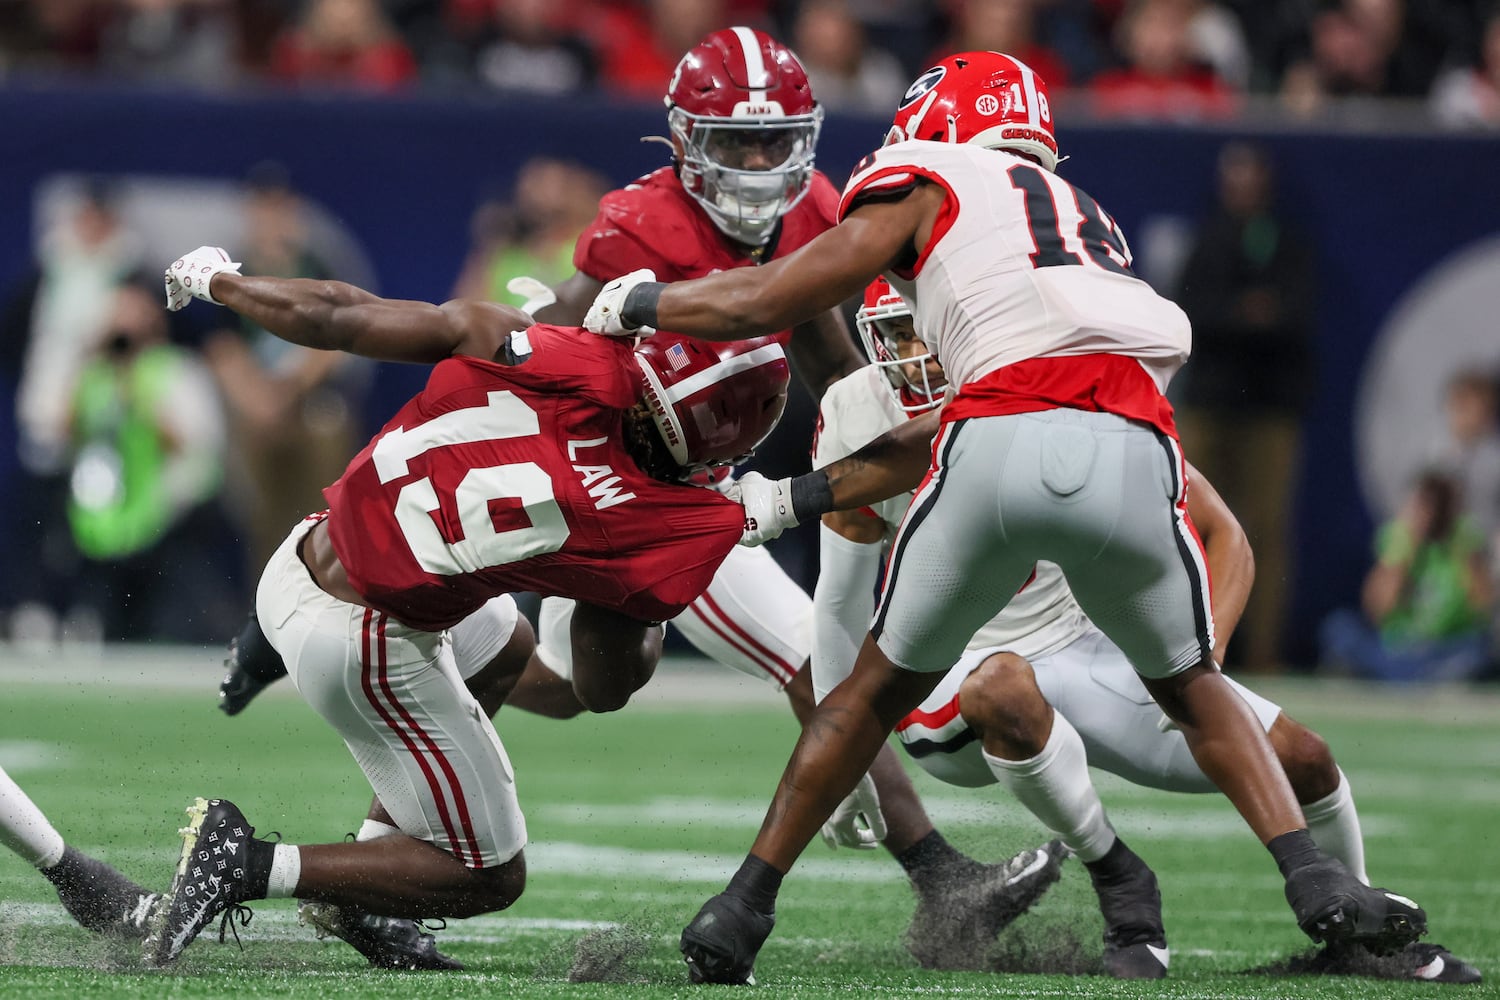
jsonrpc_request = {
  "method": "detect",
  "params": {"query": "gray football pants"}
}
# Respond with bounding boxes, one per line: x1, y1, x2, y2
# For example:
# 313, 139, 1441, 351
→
873, 409, 1214, 680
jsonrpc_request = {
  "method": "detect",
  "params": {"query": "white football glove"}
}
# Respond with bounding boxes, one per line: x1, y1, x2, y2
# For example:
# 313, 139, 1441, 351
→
583, 267, 658, 337
505, 275, 557, 316
821, 773, 886, 850
164, 246, 241, 312
724, 471, 797, 547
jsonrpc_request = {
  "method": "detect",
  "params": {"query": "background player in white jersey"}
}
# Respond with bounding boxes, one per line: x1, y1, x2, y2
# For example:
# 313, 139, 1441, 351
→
216, 27, 1063, 959
584, 52, 1428, 985
0, 765, 161, 938
811, 281, 1479, 983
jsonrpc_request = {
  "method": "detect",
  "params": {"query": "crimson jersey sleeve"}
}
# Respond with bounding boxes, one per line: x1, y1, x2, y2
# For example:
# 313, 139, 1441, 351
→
493, 325, 638, 409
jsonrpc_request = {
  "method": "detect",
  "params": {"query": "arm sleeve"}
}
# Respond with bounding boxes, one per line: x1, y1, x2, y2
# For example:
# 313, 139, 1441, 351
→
811, 523, 884, 703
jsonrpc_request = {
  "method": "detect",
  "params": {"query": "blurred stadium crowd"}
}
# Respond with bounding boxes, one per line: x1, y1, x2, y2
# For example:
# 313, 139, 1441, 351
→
0, 2, 1497, 682
0, 0, 1498, 126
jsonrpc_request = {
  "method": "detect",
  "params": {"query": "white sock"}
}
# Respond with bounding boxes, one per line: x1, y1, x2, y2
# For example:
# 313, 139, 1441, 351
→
983, 712, 1116, 862
265, 844, 302, 898
1302, 769, 1368, 884
0, 766, 65, 869
357, 818, 402, 841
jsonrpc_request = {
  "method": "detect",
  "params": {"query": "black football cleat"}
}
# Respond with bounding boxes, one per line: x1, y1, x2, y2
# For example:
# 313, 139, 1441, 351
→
1088, 839, 1169, 980
217, 617, 288, 716
1288, 940, 1482, 984
42, 846, 162, 939
144, 798, 264, 967
1284, 856, 1426, 955
680, 893, 775, 985
905, 839, 1067, 970
298, 900, 463, 970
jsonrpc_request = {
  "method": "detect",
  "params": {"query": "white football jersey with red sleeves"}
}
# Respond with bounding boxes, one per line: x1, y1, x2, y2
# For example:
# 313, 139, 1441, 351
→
838, 140, 1192, 397
812, 365, 1089, 660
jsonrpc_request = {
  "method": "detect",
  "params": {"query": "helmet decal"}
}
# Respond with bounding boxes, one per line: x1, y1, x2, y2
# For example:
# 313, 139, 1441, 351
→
899, 66, 946, 109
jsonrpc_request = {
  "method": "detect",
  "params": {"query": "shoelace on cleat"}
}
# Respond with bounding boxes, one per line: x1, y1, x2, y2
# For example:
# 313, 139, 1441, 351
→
216, 903, 255, 949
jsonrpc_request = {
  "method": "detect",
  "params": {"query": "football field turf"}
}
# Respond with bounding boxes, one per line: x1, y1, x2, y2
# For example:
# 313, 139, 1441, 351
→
1, 647, 1497, 998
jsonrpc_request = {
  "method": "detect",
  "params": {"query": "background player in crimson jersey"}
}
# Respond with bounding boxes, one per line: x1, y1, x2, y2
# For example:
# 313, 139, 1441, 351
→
585, 52, 1428, 985
812, 282, 1478, 983
143, 245, 779, 967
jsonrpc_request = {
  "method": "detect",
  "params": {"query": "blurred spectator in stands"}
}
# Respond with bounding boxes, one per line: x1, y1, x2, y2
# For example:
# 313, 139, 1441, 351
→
931, 0, 1073, 88
0, 178, 144, 642
1424, 371, 1500, 542
268, 0, 417, 91
451, 157, 607, 304
838, 0, 940, 78
98, 0, 242, 88
1320, 469, 1493, 682
1280, 0, 1454, 116
1176, 0, 1251, 88
1089, 0, 1240, 119
1175, 142, 1316, 672
594, 0, 728, 101
1430, 7, 1500, 127
0, 0, 107, 73
65, 281, 235, 643
790, 0, 907, 114
201, 163, 365, 578
458, 0, 597, 95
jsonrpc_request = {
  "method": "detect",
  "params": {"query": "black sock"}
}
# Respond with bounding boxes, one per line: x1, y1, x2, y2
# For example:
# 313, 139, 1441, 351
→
39, 845, 81, 885
1083, 837, 1136, 883
895, 830, 968, 878
725, 854, 782, 913
234, 613, 288, 683
1267, 829, 1321, 879
243, 837, 276, 900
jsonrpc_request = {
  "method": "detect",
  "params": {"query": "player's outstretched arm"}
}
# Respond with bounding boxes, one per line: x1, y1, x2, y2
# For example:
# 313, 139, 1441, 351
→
588, 186, 946, 341
733, 410, 939, 546
166, 246, 529, 364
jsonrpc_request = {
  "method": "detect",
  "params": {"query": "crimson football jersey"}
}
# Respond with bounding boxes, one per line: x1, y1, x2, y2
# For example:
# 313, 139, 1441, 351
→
322, 325, 745, 632
573, 165, 840, 352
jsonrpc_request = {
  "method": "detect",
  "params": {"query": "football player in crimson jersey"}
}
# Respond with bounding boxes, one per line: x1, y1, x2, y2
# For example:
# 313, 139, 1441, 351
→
813, 283, 1479, 982
144, 246, 784, 967
584, 53, 1429, 984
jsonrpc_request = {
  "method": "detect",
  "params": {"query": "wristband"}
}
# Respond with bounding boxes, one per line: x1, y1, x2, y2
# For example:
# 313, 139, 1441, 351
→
622, 282, 666, 331
790, 471, 834, 523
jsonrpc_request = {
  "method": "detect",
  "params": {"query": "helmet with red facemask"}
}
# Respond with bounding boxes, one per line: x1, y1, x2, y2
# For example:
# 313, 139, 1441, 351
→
885, 52, 1059, 171
854, 278, 943, 413
664, 27, 824, 247
635, 337, 790, 474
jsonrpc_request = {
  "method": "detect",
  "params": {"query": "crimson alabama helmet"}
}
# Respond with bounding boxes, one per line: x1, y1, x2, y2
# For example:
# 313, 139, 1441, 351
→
886, 51, 1059, 171
635, 336, 790, 471
664, 27, 824, 247
854, 278, 943, 413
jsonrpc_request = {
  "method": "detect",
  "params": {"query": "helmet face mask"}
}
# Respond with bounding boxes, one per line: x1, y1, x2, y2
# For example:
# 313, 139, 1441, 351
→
855, 279, 945, 413
664, 27, 823, 247
885, 51, 1060, 171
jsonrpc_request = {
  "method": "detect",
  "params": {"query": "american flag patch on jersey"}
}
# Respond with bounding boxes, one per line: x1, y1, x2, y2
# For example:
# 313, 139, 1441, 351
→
666, 343, 690, 371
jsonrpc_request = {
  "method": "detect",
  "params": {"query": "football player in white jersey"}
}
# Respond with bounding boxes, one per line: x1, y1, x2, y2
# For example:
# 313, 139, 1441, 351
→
0, 765, 162, 937
584, 51, 1429, 985
811, 280, 1479, 983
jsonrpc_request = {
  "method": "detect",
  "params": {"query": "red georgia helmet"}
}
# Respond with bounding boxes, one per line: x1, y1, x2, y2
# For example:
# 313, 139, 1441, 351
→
854, 278, 942, 413
664, 27, 824, 247
635, 337, 790, 471
886, 51, 1059, 171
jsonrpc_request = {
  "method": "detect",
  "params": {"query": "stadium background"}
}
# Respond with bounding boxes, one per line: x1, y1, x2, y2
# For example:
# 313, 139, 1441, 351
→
0, 83, 1497, 664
